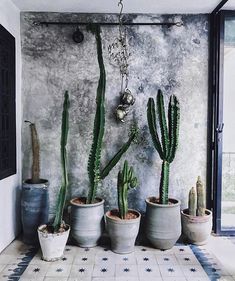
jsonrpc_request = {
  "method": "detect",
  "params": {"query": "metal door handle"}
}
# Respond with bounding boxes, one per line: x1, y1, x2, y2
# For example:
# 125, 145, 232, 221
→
216, 123, 224, 133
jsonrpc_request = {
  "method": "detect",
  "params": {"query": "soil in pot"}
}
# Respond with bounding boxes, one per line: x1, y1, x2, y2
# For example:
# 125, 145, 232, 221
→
70, 197, 105, 248
108, 209, 139, 220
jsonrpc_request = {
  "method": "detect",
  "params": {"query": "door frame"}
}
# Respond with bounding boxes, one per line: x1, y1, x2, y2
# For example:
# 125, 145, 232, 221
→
208, 10, 235, 235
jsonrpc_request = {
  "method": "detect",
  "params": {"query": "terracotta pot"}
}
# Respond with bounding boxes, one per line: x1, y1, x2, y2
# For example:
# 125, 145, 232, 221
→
145, 197, 181, 250
181, 209, 212, 245
105, 209, 141, 254
70, 197, 104, 247
38, 224, 70, 261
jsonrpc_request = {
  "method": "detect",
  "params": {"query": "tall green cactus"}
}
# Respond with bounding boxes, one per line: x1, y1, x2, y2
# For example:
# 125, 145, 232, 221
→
188, 177, 206, 216
52, 91, 70, 232
86, 25, 138, 204
147, 90, 180, 204
117, 161, 138, 219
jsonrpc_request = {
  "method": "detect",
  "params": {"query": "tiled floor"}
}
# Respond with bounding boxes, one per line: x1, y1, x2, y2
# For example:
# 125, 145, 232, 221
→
0, 237, 234, 281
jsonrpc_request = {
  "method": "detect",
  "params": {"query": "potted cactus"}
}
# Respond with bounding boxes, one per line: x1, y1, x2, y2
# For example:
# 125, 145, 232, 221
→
70, 25, 138, 248
181, 177, 212, 245
105, 160, 140, 254
37, 92, 70, 261
145, 90, 181, 250
21, 121, 49, 245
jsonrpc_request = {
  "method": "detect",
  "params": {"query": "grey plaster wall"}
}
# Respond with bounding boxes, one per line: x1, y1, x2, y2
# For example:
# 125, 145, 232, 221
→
21, 13, 208, 216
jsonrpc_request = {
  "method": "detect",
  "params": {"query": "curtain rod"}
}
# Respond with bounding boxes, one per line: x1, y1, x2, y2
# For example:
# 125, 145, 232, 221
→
33, 21, 183, 27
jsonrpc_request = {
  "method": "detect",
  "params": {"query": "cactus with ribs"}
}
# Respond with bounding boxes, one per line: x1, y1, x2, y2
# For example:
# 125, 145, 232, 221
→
117, 161, 138, 219
147, 89, 180, 204
188, 177, 206, 216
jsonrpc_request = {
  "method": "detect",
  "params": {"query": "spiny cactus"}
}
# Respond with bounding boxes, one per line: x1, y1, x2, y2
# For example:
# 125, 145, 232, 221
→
86, 25, 138, 204
147, 90, 180, 204
24, 120, 40, 184
188, 177, 206, 216
117, 161, 138, 219
52, 91, 70, 232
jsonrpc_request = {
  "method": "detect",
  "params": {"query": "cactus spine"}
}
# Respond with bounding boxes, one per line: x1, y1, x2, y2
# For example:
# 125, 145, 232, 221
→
188, 177, 206, 216
147, 90, 180, 204
25, 120, 40, 184
86, 25, 138, 204
117, 161, 138, 219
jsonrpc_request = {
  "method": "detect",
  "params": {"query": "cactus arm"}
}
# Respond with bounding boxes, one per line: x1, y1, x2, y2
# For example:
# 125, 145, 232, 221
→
147, 98, 163, 159
117, 171, 124, 219
159, 160, 170, 204
167, 95, 180, 163
100, 128, 137, 180
157, 90, 170, 159
196, 176, 206, 216
87, 25, 106, 204
52, 91, 70, 232
188, 186, 197, 216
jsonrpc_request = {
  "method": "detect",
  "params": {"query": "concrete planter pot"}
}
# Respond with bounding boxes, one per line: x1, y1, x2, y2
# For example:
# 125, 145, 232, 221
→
21, 179, 49, 245
38, 224, 70, 261
105, 209, 141, 254
145, 197, 181, 250
181, 209, 212, 245
70, 197, 104, 247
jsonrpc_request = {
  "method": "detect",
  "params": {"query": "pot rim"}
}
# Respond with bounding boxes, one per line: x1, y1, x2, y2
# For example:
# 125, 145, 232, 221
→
145, 197, 181, 207
105, 209, 141, 224
38, 224, 70, 236
70, 197, 104, 207
181, 208, 212, 219
23, 179, 49, 186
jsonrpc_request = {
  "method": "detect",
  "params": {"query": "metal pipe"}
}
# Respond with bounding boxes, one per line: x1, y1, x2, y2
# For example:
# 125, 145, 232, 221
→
211, 0, 229, 14
33, 21, 183, 27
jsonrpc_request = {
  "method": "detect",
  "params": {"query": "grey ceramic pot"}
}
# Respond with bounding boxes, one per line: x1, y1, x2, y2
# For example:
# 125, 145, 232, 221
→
21, 179, 49, 245
181, 209, 212, 245
70, 197, 104, 247
145, 197, 181, 250
105, 209, 141, 254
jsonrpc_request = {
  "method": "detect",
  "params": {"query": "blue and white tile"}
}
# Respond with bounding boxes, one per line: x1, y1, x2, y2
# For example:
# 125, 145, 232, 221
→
156, 254, 178, 265
162, 277, 187, 281
172, 246, 193, 255
69, 264, 93, 278
175, 254, 200, 265
92, 277, 115, 281
114, 253, 136, 265
46, 264, 72, 277
1, 263, 26, 277
20, 263, 50, 278
185, 277, 210, 281
134, 246, 156, 253
116, 277, 141, 281
0, 255, 18, 265
44, 278, 68, 281
73, 254, 95, 265
159, 265, 184, 277
68, 278, 91, 281
181, 264, 208, 278
115, 264, 138, 277
19, 277, 44, 281
138, 264, 161, 277
92, 264, 115, 277
0, 264, 6, 273
135, 253, 157, 265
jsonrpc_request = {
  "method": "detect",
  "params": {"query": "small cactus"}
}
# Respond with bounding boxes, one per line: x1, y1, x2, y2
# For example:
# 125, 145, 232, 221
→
188, 187, 197, 216
188, 177, 206, 216
117, 161, 138, 219
196, 176, 206, 216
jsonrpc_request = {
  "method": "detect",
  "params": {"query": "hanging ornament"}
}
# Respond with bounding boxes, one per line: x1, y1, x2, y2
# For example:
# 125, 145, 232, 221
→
108, 0, 135, 122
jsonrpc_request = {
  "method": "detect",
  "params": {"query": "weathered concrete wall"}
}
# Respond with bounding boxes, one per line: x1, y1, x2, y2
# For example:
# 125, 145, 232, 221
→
21, 13, 208, 216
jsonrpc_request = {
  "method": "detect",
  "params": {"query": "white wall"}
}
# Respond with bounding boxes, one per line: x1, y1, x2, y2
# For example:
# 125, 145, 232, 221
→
0, 0, 22, 252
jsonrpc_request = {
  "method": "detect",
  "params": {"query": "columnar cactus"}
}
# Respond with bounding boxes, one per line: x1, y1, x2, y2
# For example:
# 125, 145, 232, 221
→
147, 90, 180, 204
86, 25, 138, 204
25, 120, 40, 184
188, 177, 206, 216
117, 161, 138, 219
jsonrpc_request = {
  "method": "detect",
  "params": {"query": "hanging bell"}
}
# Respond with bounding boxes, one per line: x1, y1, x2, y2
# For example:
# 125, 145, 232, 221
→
121, 88, 135, 106
115, 105, 129, 122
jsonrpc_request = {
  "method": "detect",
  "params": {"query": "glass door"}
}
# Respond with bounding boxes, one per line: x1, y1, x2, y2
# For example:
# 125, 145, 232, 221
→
221, 14, 235, 231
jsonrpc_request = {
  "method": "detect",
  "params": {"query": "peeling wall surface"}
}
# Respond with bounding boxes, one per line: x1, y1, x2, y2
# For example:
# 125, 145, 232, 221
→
21, 13, 208, 216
